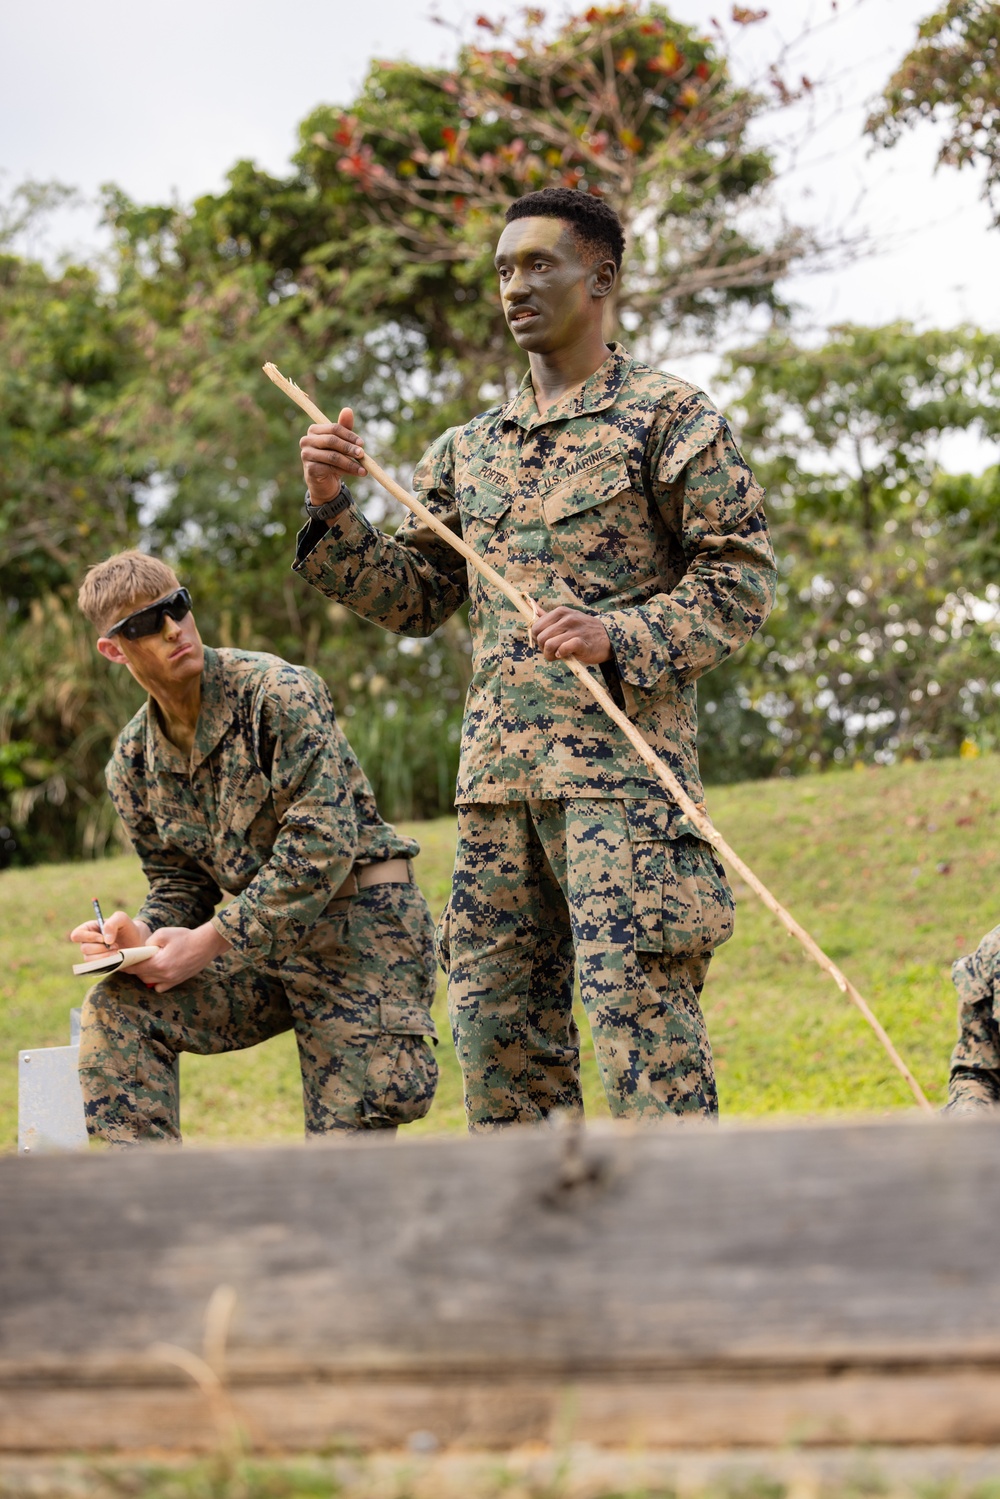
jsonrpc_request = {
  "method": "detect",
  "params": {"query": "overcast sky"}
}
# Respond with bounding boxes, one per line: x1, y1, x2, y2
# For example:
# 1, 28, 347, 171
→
1, 0, 996, 463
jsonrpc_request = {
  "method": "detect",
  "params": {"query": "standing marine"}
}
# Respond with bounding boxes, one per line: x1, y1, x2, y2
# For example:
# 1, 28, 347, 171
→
292, 187, 777, 1129
70, 549, 438, 1144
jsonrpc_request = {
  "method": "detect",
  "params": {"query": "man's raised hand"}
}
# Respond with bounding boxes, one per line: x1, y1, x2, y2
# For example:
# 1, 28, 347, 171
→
300, 406, 367, 504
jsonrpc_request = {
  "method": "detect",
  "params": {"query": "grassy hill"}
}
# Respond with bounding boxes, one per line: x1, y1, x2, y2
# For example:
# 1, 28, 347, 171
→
3, 754, 997, 1149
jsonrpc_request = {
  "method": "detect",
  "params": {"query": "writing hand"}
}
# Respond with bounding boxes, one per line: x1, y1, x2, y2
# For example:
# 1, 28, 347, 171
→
69, 911, 151, 960
531, 606, 612, 665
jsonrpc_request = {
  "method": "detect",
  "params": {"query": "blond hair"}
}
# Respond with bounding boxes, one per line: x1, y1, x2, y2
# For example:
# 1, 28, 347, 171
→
78, 550, 181, 635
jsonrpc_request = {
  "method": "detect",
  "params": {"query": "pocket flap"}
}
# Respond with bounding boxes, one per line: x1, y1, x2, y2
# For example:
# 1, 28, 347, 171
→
625, 799, 705, 844
380, 998, 438, 1039
541, 446, 632, 525
658, 404, 724, 485
461, 464, 515, 527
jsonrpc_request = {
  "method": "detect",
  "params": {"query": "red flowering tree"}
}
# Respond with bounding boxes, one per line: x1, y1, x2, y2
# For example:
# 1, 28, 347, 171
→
292, 3, 810, 374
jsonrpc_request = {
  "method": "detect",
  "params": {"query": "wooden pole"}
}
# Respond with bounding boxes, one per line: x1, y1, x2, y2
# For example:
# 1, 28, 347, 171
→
263, 362, 933, 1113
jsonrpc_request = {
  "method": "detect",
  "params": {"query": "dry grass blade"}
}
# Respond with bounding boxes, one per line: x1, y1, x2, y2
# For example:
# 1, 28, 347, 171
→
263, 362, 933, 1113
150, 1283, 245, 1482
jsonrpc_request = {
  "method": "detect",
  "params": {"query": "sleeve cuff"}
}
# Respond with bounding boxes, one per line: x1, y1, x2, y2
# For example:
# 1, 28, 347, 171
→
294, 515, 331, 565
211, 905, 274, 968
292, 506, 372, 573
603, 607, 672, 693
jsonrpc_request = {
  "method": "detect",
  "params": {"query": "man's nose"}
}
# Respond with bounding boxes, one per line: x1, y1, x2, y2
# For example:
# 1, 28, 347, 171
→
162, 615, 180, 640
504, 268, 529, 301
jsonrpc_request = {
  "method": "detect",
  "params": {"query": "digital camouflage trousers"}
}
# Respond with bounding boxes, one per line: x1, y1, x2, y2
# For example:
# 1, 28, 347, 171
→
437, 798, 735, 1130
946, 924, 1000, 1113
79, 881, 438, 1145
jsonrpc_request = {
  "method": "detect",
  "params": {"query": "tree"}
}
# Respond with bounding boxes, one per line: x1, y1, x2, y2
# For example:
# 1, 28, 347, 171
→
866, 0, 1000, 226
118, 2, 814, 449
0, 249, 144, 616
721, 323, 1000, 768
298, 3, 808, 365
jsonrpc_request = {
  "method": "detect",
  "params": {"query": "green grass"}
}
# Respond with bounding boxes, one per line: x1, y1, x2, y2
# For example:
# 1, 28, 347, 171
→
6, 1453, 1000, 1499
4, 754, 998, 1149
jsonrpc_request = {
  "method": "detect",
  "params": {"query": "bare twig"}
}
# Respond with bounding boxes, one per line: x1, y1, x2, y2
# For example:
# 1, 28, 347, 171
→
265, 362, 932, 1113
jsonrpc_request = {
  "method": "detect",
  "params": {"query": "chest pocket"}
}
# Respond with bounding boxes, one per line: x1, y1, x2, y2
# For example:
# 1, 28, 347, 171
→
458, 465, 515, 564
541, 447, 632, 526
151, 799, 212, 860
217, 765, 273, 838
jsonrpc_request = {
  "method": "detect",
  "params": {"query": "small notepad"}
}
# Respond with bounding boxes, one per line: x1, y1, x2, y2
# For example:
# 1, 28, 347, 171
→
72, 946, 157, 977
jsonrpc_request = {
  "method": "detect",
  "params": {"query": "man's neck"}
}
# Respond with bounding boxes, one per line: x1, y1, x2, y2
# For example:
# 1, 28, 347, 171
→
152, 677, 202, 759
529, 328, 611, 415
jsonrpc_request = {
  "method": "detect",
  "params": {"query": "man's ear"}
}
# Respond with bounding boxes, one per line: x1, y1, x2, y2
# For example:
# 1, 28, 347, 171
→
590, 257, 617, 303
97, 635, 128, 665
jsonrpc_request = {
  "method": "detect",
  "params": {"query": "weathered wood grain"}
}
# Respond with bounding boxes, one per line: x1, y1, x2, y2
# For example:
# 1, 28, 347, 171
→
9, 1371, 1000, 1453
3, 1117, 999, 1451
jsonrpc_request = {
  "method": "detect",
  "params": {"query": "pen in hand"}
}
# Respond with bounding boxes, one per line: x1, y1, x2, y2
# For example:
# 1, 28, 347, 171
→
92, 897, 109, 946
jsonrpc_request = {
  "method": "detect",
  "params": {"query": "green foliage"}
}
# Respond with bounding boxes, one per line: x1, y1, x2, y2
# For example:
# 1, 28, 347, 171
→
290, 2, 793, 365
0, 250, 145, 613
0, 1, 813, 863
867, 0, 1000, 226
723, 323, 1000, 769
1, 11, 998, 863
0, 594, 144, 864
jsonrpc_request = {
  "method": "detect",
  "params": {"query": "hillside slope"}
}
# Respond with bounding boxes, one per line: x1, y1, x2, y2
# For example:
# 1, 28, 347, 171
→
2, 755, 996, 1148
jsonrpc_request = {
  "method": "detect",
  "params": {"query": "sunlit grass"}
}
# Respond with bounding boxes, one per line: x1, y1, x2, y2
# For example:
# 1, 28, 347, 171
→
4, 754, 997, 1149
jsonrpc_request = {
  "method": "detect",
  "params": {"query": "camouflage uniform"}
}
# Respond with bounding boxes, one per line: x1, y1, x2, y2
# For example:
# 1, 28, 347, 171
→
944, 925, 1000, 1114
294, 344, 776, 1126
81, 646, 437, 1144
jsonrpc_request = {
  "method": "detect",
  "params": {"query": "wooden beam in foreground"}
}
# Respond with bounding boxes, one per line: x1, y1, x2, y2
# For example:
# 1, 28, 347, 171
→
3, 1118, 1000, 1454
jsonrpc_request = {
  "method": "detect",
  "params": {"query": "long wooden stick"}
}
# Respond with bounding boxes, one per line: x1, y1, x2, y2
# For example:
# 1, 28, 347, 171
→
264, 361, 933, 1113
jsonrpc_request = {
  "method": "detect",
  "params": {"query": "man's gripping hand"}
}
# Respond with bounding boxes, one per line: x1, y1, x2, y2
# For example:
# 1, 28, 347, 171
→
131, 924, 232, 993
69, 911, 151, 959
531, 606, 612, 666
300, 407, 367, 505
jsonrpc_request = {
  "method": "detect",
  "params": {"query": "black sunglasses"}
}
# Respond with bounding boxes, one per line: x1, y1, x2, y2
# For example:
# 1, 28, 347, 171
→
106, 588, 193, 641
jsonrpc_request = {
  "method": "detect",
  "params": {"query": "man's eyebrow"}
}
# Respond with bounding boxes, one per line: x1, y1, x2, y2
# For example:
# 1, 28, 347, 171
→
494, 244, 559, 266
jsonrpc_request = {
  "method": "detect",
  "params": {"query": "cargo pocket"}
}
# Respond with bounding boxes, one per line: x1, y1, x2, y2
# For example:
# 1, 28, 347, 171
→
627, 805, 734, 957
362, 993, 440, 1125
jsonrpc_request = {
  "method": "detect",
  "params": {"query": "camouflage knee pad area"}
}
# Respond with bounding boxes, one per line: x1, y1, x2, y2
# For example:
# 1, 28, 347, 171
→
79, 881, 438, 1144
439, 799, 731, 1129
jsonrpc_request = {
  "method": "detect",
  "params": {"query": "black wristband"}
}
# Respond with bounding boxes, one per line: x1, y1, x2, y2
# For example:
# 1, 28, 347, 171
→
303, 482, 354, 523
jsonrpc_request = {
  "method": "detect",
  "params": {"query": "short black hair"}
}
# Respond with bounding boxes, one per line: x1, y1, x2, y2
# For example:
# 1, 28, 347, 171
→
504, 188, 625, 271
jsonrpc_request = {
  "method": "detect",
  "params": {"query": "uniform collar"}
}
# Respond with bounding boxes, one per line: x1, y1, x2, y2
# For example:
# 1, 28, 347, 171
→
144, 645, 234, 775
502, 342, 634, 431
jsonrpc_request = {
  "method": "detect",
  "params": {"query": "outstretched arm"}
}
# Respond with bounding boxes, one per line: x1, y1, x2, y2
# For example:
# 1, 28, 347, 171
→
293, 423, 470, 638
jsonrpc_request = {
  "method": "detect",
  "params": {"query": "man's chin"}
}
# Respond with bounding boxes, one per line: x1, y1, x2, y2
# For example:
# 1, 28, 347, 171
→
166, 647, 204, 678
507, 318, 550, 351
